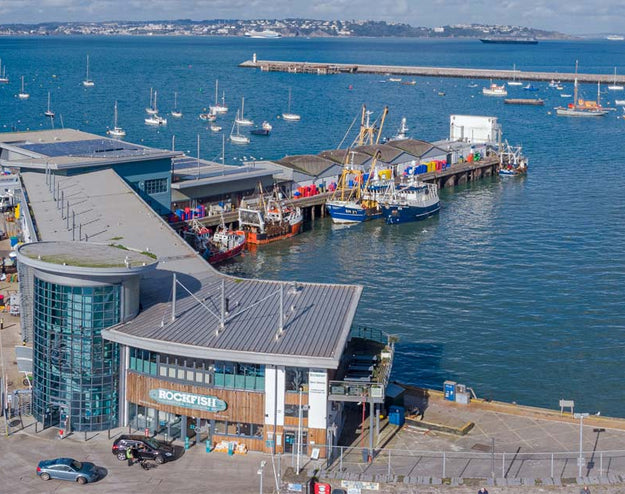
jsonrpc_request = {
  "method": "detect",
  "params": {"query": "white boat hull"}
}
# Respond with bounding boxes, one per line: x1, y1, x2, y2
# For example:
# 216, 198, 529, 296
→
282, 113, 301, 121
230, 135, 249, 144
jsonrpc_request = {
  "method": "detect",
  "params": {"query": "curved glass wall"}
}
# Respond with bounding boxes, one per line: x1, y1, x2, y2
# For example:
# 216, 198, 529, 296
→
32, 277, 121, 432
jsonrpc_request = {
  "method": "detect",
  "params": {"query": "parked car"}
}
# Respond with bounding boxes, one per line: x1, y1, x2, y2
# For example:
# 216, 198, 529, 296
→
36, 458, 99, 484
111, 434, 175, 464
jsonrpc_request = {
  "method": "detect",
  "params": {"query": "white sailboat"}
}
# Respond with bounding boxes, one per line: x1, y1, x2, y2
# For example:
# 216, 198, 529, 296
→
18, 75, 29, 99
146, 88, 158, 115
210, 123, 222, 132
234, 97, 253, 126
171, 92, 182, 118
608, 67, 624, 91
508, 64, 523, 86
0, 59, 9, 84
83, 55, 94, 87
44, 91, 55, 117
209, 80, 228, 114
229, 111, 250, 144
107, 101, 126, 137
282, 88, 300, 121
145, 91, 167, 125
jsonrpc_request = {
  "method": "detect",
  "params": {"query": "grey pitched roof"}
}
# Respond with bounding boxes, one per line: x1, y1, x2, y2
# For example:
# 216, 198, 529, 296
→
319, 149, 371, 167
353, 144, 405, 163
276, 155, 336, 177
387, 139, 447, 158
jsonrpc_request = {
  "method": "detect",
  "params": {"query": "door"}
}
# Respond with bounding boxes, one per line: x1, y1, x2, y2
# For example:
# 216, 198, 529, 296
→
284, 431, 295, 454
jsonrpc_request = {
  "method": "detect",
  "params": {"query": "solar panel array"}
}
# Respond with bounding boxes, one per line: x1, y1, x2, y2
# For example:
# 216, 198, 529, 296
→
19, 139, 149, 158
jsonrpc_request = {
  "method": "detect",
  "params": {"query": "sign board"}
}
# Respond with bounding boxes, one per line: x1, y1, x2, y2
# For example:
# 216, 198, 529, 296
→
347, 489, 361, 494
370, 386, 383, 399
309, 370, 326, 395
341, 480, 380, 491
287, 483, 303, 492
149, 388, 227, 412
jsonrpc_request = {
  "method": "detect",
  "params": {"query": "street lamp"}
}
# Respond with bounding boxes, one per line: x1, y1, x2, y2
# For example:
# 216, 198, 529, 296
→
257, 460, 266, 494
574, 412, 589, 477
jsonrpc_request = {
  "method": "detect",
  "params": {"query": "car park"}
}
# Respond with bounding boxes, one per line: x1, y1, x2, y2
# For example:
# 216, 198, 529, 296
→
36, 458, 99, 484
111, 434, 175, 464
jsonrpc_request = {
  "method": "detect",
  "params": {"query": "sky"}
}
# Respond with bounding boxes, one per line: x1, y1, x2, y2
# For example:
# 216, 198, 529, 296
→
0, 0, 624, 35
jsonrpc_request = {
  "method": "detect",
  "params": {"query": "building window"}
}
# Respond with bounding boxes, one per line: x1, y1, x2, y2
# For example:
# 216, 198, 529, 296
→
32, 278, 121, 432
214, 420, 263, 438
285, 367, 308, 392
284, 404, 308, 419
144, 178, 168, 194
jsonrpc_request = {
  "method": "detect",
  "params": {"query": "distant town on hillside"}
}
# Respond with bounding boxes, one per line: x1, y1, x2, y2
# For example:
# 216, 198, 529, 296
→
0, 19, 574, 39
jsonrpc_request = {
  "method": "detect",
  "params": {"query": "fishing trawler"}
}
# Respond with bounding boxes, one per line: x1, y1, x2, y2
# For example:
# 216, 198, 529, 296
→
380, 177, 440, 225
326, 106, 390, 224
202, 225, 246, 264
238, 187, 303, 245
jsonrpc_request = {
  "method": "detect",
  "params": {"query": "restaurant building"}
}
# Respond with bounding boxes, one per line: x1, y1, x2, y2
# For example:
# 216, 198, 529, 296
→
9, 129, 393, 457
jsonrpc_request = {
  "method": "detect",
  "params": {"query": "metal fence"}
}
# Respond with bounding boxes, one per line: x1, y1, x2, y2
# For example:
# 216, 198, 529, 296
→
302, 444, 625, 482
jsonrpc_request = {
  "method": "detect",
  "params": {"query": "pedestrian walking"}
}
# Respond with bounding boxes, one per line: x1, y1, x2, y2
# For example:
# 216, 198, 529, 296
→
478, 488, 489, 494
580, 487, 591, 494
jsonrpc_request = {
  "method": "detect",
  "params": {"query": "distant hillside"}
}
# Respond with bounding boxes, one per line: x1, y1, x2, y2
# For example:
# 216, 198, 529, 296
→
0, 19, 573, 39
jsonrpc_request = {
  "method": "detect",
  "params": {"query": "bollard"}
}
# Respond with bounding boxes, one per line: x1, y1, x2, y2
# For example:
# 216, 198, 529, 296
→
144, 427, 150, 437
0, 318, 3, 329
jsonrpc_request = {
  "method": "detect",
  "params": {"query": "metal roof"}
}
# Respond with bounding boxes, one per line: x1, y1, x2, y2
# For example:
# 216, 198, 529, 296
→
387, 139, 447, 158
319, 149, 371, 167
171, 160, 274, 190
21, 133, 362, 368
353, 143, 405, 163
276, 155, 336, 177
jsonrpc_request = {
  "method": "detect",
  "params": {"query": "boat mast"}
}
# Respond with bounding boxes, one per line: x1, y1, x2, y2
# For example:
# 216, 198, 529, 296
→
573, 60, 579, 107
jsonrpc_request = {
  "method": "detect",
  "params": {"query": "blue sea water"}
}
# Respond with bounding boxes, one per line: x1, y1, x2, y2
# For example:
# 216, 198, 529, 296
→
1, 36, 625, 416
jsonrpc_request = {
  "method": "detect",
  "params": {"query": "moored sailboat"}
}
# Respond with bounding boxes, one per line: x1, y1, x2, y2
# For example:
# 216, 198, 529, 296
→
107, 101, 126, 138
44, 91, 55, 117
171, 91, 183, 118
229, 111, 250, 144
82, 55, 95, 87
282, 88, 301, 121
234, 97, 253, 126
18, 75, 29, 99
0, 59, 9, 84
209, 80, 228, 114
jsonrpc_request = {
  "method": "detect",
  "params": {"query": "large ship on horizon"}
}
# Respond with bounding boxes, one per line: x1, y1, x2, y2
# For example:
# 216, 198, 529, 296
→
480, 37, 538, 44
244, 29, 282, 39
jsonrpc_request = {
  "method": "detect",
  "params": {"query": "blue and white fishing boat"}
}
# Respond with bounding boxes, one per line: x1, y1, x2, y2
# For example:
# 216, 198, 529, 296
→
380, 178, 440, 224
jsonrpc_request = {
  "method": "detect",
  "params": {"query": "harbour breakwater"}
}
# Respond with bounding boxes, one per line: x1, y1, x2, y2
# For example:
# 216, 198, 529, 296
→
240, 58, 625, 84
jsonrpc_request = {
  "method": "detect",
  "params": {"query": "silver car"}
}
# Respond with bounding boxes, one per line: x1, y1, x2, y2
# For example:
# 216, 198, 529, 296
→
36, 457, 99, 484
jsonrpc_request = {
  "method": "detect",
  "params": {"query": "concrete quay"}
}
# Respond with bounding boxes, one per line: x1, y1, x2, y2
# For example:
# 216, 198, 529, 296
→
240, 59, 625, 85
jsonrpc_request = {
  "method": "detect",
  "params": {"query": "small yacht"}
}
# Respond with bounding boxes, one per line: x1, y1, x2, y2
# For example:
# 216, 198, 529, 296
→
209, 80, 228, 114
146, 88, 158, 115
44, 91, 55, 117
282, 88, 300, 121
508, 64, 523, 86
608, 67, 624, 91
107, 101, 126, 138
82, 55, 95, 87
234, 97, 253, 126
171, 92, 182, 118
482, 82, 507, 97
18, 75, 29, 99
229, 112, 250, 144
210, 123, 222, 132
145, 114, 167, 126
251, 121, 272, 136
0, 59, 9, 84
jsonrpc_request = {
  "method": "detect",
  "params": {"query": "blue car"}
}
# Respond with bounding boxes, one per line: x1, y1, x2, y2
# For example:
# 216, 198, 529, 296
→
36, 458, 99, 484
